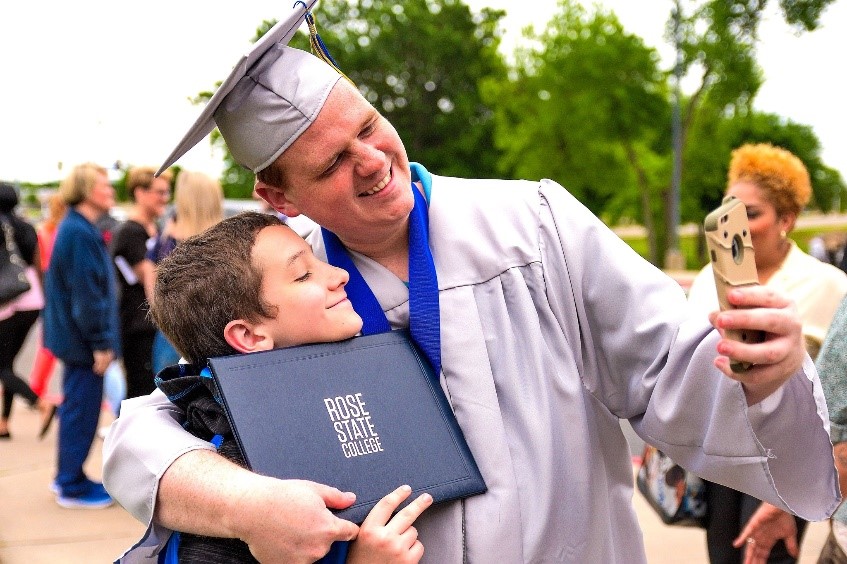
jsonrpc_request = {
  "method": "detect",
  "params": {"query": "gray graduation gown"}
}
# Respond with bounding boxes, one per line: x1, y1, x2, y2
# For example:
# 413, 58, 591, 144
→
105, 173, 839, 563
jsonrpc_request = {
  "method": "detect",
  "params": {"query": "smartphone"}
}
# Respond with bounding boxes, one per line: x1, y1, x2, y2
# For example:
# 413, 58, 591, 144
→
703, 196, 764, 372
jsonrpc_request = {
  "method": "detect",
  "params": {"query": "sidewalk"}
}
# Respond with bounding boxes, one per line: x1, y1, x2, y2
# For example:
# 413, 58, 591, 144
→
0, 405, 145, 563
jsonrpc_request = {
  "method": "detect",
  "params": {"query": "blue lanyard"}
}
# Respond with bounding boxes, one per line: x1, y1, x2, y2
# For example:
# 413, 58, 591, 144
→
321, 178, 441, 377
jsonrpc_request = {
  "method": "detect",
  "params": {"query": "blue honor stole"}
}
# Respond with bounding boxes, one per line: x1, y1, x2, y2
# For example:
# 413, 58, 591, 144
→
320, 163, 441, 377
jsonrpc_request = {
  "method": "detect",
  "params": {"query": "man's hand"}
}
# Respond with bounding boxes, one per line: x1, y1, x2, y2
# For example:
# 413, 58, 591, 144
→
234, 477, 360, 563
732, 502, 798, 564
156, 451, 358, 564
92, 349, 114, 376
708, 286, 804, 405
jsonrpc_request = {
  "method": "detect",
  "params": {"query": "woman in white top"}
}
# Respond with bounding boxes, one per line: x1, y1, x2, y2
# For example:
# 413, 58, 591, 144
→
688, 143, 847, 564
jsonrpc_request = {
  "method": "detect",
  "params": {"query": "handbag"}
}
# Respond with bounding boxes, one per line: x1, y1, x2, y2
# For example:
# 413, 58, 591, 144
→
636, 444, 708, 527
0, 215, 31, 306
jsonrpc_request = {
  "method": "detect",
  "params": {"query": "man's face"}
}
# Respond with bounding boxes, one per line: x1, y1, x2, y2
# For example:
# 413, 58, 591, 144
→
273, 80, 414, 250
251, 225, 363, 348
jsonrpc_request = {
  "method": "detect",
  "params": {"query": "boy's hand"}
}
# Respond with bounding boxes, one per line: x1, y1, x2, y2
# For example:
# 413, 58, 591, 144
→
708, 285, 805, 405
347, 485, 433, 564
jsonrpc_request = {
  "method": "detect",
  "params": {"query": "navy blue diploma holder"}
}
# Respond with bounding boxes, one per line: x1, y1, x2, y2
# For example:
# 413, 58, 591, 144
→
208, 329, 486, 523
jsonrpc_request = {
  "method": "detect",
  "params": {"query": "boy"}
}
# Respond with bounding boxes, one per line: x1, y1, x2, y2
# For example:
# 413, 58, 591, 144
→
147, 211, 430, 563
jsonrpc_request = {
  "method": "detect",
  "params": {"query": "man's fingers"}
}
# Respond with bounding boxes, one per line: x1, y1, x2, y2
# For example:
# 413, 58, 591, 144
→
714, 307, 792, 338
330, 516, 360, 543
726, 286, 789, 309
310, 482, 357, 510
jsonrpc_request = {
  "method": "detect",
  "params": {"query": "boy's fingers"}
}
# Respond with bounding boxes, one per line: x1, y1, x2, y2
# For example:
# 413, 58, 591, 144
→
385, 493, 433, 534
361, 485, 413, 527
409, 540, 425, 561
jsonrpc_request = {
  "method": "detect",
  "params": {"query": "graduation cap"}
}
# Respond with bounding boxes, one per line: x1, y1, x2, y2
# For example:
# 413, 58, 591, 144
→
157, 0, 343, 175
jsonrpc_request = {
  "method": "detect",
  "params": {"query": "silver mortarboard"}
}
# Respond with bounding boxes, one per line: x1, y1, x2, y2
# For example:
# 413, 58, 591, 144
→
157, 0, 342, 175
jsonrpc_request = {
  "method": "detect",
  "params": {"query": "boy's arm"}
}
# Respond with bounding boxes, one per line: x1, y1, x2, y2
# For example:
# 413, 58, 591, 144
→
103, 390, 359, 562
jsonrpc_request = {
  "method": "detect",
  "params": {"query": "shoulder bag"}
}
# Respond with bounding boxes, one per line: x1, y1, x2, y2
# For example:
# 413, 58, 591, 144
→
0, 215, 32, 306
636, 444, 708, 527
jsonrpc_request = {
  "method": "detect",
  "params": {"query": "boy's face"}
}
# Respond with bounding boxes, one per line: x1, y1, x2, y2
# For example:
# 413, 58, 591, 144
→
251, 225, 363, 348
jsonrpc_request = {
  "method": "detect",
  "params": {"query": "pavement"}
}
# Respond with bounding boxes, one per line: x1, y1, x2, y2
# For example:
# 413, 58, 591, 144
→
0, 323, 831, 563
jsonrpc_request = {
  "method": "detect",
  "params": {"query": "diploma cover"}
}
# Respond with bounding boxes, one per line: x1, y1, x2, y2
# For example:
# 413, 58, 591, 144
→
208, 330, 486, 523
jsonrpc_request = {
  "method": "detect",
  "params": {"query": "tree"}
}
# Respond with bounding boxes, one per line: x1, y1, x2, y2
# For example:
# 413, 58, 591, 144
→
674, 0, 838, 215
483, 1, 672, 262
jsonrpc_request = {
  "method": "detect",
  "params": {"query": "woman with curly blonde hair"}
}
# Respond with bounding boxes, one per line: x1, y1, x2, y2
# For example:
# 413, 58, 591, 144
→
687, 143, 847, 563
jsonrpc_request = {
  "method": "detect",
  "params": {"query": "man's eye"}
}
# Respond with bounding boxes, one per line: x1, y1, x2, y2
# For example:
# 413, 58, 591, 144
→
295, 272, 312, 282
360, 123, 375, 137
323, 154, 343, 176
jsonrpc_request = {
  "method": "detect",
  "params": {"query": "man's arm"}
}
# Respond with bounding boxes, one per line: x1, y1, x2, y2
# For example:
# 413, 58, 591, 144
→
156, 451, 359, 563
103, 390, 358, 561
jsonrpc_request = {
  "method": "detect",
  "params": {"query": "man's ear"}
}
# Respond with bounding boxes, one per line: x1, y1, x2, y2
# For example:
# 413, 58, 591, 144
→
255, 181, 301, 217
224, 319, 275, 354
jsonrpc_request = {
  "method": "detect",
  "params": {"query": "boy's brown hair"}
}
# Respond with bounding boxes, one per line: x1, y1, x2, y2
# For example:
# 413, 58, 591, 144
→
150, 211, 284, 364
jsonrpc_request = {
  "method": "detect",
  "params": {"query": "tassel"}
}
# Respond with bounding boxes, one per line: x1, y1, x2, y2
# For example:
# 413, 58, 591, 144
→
297, 4, 355, 85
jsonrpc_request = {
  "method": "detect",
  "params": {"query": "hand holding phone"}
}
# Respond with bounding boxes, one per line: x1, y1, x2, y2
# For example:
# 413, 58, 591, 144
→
703, 196, 765, 372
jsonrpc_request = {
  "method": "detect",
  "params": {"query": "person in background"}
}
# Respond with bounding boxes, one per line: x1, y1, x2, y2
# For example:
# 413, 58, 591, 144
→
110, 166, 172, 400
687, 142, 847, 563
44, 163, 120, 509
813, 296, 847, 564
103, 13, 837, 562
145, 170, 224, 374
27, 193, 67, 398
0, 182, 57, 439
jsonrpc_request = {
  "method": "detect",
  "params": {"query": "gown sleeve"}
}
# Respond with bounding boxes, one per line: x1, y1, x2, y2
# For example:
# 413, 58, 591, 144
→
536, 179, 839, 521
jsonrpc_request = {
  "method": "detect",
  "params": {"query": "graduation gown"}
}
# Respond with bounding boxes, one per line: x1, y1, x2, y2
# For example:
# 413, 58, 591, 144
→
106, 168, 839, 563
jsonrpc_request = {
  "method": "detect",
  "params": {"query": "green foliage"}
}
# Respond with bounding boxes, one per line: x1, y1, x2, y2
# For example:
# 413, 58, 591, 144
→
686, 109, 845, 214
484, 1, 669, 218
193, 0, 842, 254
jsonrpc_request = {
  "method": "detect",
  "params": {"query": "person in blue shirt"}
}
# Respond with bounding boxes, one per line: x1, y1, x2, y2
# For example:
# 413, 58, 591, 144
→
43, 162, 120, 509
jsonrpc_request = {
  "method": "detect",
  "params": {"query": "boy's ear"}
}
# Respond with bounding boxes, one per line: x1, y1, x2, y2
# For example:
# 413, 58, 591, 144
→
254, 181, 301, 218
224, 319, 275, 354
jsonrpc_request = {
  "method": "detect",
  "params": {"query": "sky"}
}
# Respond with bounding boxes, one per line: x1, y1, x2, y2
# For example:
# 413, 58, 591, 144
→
0, 0, 844, 184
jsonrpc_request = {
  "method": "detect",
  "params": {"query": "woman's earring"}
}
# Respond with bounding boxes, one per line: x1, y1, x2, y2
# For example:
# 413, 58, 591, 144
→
780, 230, 787, 239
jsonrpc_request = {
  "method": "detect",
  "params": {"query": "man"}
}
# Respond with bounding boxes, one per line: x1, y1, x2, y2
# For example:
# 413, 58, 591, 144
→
104, 3, 839, 562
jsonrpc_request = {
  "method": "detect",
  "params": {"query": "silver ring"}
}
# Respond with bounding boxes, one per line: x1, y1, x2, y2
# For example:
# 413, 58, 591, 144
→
746, 537, 756, 545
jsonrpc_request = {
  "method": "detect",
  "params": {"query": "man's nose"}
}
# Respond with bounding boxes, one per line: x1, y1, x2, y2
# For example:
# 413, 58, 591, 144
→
352, 141, 385, 178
